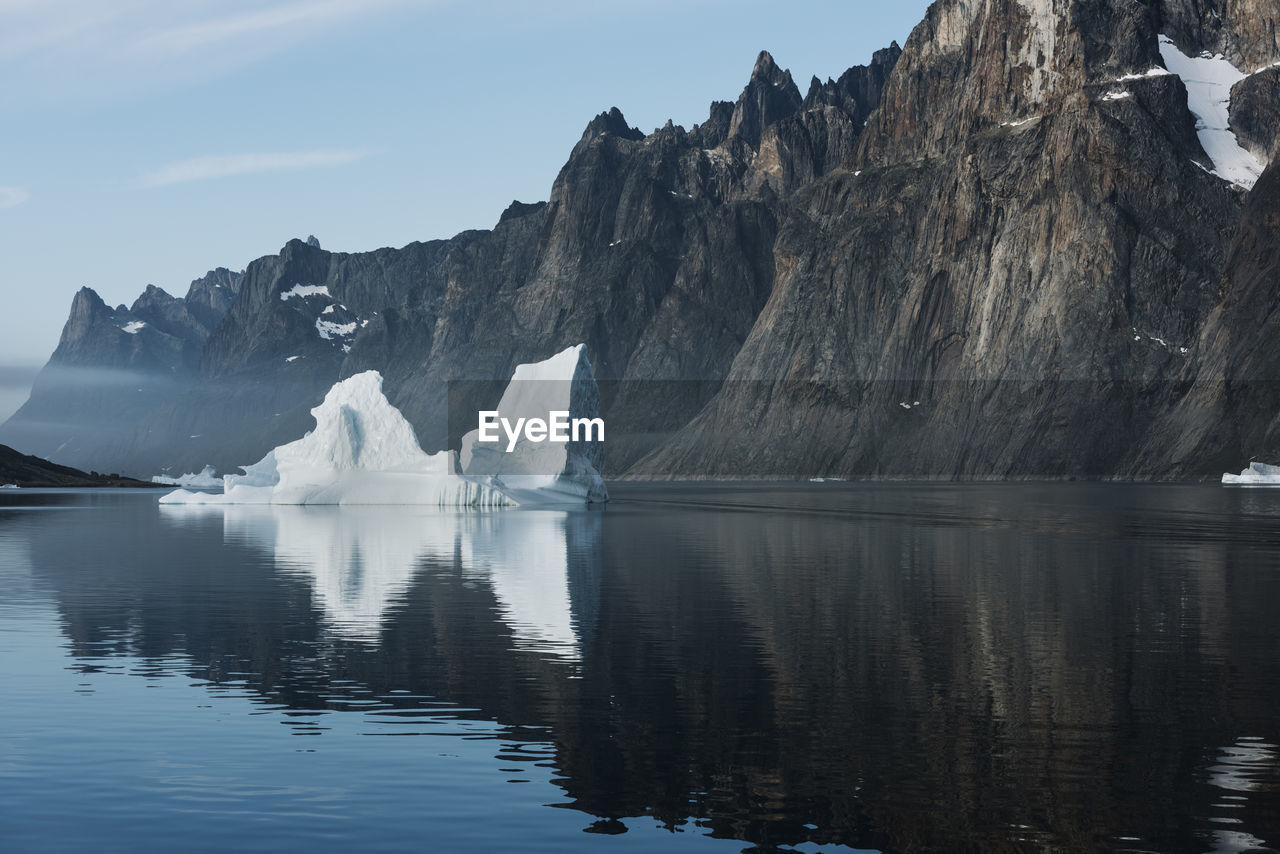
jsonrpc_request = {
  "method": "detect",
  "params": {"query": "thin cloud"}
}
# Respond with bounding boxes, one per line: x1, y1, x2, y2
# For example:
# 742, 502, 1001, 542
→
0, 186, 30, 208
130, 0, 406, 57
0, 0, 420, 105
142, 149, 366, 187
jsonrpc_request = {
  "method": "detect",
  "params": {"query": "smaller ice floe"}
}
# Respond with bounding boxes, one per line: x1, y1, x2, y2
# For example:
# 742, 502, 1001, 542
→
280, 283, 330, 300
316, 318, 356, 340
1101, 90, 1132, 101
1158, 35, 1264, 189
1222, 462, 1280, 486
121, 320, 146, 334
0, 483, 19, 489
285, 355, 300, 362
809, 477, 847, 483
152, 465, 221, 489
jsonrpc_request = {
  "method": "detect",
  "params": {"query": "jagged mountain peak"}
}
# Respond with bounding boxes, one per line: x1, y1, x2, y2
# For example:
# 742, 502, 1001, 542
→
729, 50, 803, 147
581, 107, 644, 142
749, 50, 790, 83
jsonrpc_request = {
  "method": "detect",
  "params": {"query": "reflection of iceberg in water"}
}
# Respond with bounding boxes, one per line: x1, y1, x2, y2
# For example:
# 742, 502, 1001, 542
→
458, 512, 602, 658
160, 505, 601, 656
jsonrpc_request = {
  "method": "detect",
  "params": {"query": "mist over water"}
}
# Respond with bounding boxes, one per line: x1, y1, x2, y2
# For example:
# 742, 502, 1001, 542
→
2, 484, 1279, 853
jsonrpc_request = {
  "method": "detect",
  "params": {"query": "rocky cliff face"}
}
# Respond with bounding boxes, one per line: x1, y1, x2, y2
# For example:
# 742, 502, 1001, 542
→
5, 0, 1279, 479
636, 0, 1280, 477
1, 269, 241, 475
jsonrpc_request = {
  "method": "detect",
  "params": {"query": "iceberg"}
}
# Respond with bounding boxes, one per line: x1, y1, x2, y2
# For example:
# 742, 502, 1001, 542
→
152, 465, 222, 489
461, 344, 608, 504
1221, 461, 1280, 486
160, 344, 607, 506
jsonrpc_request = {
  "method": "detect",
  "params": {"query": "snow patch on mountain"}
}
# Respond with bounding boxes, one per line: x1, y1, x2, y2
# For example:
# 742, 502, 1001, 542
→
316, 318, 357, 340
280, 283, 331, 300
1158, 35, 1264, 189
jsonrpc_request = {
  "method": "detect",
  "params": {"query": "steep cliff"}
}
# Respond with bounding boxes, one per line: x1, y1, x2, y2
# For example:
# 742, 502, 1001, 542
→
637, 0, 1280, 477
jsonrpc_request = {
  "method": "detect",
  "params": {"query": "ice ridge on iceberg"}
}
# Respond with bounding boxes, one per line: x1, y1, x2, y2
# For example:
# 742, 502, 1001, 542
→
152, 465, 221, 489
160, 344, 607, 506
1222, 461, 1280, 486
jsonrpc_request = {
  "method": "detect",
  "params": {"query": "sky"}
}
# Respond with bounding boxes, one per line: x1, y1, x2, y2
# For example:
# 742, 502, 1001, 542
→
0, 0, 931, 420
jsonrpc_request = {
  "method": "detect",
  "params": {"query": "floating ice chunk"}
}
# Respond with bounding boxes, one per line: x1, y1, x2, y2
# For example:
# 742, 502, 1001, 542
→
151, 465, 221, 489
121, 320, 146, 334
461, 344, 608, 504
1222, 461, 1280, 486
1158, 35, 1264, 189
0, 483, 18, 489
161, 371, 513, 507
162, 345, 607, 506
280, 284, 330, 300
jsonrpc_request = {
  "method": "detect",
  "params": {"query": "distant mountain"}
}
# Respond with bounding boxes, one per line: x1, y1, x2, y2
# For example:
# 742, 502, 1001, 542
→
4, 0, 1279, 479
0, 443, 156, 488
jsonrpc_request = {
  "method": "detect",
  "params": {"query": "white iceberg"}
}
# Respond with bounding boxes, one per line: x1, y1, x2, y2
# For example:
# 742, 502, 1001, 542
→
1222, 461, 1280, 486
152, 465, 222, 489
160, 344, 607, 506
460, 344, 608, 504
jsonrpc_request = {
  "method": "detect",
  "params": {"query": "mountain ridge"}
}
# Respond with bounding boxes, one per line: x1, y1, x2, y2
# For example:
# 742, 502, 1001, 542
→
4, 0, 1279, 480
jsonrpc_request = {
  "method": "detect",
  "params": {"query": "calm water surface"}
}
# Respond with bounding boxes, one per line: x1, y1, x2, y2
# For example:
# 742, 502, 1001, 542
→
1, 484, 1279, 853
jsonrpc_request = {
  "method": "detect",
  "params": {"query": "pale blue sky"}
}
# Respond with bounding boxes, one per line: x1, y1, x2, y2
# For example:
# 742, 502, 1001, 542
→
0, 0, 931, 399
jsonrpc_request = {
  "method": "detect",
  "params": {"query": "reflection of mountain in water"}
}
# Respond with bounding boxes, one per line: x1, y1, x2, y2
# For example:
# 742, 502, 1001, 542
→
17, 486, 1280, 851
160, 504, 599, 657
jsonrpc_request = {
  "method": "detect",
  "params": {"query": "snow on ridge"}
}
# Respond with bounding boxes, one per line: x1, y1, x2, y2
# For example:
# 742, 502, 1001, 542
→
280, 283, 331, 301
121, 320, 147, 334
316, 318, 357, 340
1101, 90, 1132, 101
1158, 34, 1263, 189
1116, 66, 1171, 82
